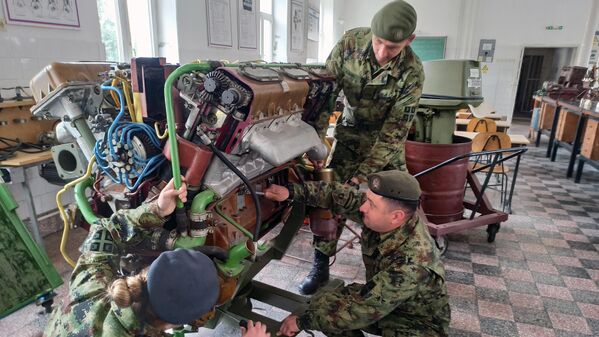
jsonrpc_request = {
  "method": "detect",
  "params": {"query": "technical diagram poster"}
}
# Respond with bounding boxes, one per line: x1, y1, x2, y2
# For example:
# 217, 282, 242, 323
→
290, 0, 304, 51
3, 0, 80, 28
207, 0, 233, 47
238, 0, 257, 49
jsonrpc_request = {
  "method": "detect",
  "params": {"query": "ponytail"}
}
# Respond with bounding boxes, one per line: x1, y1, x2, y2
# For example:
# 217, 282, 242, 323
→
108, 270, 148, 308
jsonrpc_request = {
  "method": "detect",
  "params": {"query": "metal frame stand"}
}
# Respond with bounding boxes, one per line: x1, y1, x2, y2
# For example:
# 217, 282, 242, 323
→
414, 147, 527, 252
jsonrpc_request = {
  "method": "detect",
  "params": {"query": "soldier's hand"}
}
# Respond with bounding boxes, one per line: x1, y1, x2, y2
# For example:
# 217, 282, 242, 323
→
156, 177, 187, 217
309, 158, 325, 170
241, 320, 270, 337
264, 184, 289, 202
276, 315, 299, 336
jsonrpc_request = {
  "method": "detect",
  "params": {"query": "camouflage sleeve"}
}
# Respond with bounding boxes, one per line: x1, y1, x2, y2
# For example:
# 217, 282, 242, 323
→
354, 67, 424, 180
92, 202, 170, 251
298, 262, 432, 333
291, 181, 364, 222
314, 38, 346, 138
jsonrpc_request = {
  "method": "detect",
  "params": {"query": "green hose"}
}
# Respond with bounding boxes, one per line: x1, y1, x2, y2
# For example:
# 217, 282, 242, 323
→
217, 242, 252, 277
191, 190, 215, 214
163, 62, 214, 208
74, 176, 99, 224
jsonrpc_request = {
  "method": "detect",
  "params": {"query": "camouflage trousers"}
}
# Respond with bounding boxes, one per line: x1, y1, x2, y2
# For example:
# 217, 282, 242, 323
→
313, 141, 406, 256
310, 284, 448, 337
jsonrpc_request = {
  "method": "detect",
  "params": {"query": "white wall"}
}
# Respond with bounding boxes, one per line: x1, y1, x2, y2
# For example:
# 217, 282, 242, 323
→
169, 0, 262, 63
0, 1, 104, 219
325, 0, 598, 122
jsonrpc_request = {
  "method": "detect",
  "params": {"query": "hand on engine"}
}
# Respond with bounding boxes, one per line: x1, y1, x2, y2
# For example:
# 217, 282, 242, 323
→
309, 158, 325, 170
264, 184, 290, 202
156, 177, 187, 217
276, 315, 299, 336
242, 320, 271, 337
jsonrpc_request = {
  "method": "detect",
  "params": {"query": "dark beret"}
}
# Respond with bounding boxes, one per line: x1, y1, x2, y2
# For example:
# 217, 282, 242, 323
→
371, 0, 417, 42
147, 249, 220, 324
367, 170, 421, 201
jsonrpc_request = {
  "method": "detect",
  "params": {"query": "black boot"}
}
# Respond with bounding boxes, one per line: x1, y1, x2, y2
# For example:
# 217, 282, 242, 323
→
299, 250, 330, 295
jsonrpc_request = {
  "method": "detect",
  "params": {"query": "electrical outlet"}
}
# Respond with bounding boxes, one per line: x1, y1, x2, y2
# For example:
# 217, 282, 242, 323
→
0, 18, 5, 31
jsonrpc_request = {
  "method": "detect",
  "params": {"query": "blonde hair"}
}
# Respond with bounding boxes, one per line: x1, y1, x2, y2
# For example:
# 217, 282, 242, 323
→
107, 269, 148, 308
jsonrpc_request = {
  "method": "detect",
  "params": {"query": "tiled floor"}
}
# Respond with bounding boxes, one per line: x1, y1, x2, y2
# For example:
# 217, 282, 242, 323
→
2, 122, 599, 337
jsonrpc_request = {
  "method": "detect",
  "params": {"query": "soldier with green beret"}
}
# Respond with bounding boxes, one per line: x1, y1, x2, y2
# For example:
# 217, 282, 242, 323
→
264, 170, 450, 337
304, 0, 425, 296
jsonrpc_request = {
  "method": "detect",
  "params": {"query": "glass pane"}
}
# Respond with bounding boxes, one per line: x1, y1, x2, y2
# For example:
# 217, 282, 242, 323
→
262, 19, 272, 62
126, 0, 154, 57
96, 0, 120, 61
260, 0, 272, 14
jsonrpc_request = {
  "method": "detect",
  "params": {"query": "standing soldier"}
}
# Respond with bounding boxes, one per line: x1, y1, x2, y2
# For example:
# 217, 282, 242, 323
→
265, 171, 449, 337
303, 0, 425, 295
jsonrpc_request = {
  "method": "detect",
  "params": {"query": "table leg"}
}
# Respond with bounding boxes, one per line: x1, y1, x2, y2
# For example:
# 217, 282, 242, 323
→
567, 115, 586, 178
575, 158, 585, 183
21, 174, 44, 248
546, 106, 561, 158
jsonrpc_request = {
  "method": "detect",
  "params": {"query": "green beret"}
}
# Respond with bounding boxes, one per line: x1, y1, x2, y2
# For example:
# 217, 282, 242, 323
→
367, 170, 421, 202
370, 0, 417, 42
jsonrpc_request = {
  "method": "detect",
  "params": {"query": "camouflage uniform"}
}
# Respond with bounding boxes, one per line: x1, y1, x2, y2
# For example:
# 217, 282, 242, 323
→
291, 182, 450, 337
314, 27, 424, 256
43, 202, 173, 337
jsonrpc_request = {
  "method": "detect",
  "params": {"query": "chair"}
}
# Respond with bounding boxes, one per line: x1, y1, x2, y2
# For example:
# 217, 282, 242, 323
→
467, 118, 497, 132
468, 102, 505, 120
469, 132, 512, 211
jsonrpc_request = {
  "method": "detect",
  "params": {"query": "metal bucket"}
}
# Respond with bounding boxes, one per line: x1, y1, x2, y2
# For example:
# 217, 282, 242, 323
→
406, 136, 472, 224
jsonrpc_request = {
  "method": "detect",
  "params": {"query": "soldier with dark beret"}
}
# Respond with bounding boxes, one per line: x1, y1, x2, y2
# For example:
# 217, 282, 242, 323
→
304, 0, 426, 295
43, 178, 271, 337
264, 170, 449, 337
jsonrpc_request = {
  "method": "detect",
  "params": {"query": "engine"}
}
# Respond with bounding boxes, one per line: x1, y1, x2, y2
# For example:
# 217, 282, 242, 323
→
29, 58, 336, 313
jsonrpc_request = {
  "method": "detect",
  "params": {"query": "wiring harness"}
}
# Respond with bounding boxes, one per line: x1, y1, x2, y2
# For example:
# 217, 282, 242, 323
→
93, 84, 165, 191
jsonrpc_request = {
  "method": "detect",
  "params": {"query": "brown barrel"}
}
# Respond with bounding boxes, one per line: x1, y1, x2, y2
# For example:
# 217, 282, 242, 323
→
406, 137, 472, 224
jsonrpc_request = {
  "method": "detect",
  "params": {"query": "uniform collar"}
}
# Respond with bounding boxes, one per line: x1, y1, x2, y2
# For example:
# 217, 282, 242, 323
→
363, 38, 407, 79
376, 213, 419, 256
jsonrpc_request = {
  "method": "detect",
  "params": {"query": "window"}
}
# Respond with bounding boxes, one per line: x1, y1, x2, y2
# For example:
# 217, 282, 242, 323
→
97, 0, 157, 61
260, 0, 274, 62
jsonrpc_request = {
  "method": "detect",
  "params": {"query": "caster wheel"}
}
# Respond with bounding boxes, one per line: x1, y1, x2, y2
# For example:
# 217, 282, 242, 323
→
434, 236, 448, 255
486, 223, 501, 243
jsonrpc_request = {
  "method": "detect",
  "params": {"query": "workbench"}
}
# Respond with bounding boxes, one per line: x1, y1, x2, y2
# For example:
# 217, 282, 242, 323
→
455, 119, 511, 132
454, 131, 530, 146
0, 99, 55, 248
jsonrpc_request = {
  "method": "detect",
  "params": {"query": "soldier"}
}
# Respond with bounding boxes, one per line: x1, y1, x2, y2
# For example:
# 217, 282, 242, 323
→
303, 0, 425, 295
43, 178, 270, 337
264, 170, 449, 337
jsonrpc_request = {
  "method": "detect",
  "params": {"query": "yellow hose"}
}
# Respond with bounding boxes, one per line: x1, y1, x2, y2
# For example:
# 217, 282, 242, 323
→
115, 76, 137, 122
56, 156, 97, 268
110, 79, 120, 109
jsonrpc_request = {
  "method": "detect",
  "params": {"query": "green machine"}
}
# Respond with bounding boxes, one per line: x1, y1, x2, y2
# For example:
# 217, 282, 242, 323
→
412, 60, 484, 144
0, 184, 63, 318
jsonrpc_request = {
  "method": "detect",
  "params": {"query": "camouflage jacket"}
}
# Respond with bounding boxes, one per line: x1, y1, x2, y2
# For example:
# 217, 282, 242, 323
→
43, 203, 171, 337
292, 182, 450, 336
316, 27, 424, 181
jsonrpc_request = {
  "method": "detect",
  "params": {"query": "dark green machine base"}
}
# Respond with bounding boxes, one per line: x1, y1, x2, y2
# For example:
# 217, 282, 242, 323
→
205, 203, 344, 335
0, 184, 63, 319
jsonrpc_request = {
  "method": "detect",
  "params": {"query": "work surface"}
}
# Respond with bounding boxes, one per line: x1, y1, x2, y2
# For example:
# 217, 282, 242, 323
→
0, 151, 53, 167
454, 131, 530, 146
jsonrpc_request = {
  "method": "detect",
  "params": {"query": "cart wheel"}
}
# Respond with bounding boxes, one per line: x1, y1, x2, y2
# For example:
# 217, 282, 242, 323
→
486, 223, 501, 243
434, 236, 448, 255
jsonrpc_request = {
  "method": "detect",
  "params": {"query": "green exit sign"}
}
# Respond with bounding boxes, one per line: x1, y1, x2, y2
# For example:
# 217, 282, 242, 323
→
546, 25, 564, 30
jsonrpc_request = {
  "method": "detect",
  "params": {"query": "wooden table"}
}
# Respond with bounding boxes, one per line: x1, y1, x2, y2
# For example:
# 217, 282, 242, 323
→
455, 119, 511, 132
454, 131, 530, 146
0, 150, 54, 247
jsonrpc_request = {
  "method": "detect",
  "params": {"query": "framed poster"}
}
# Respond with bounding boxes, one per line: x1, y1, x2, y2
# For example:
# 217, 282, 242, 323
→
290, 0, 304, 51
307, 6, 319, 41
2, 0, 80, 29
238, 0, 257, 50
207, 0, 233, 47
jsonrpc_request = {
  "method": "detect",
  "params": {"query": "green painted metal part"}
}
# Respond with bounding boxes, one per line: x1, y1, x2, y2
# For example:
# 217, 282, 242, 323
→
74, 176, 99, 225
217, 242, 252, 277
412, 108, 456, 144
0, 184, 63, 319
